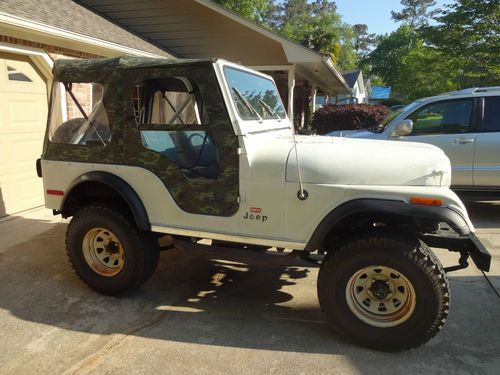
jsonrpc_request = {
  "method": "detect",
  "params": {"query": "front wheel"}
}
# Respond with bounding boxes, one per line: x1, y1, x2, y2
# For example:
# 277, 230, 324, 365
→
318, 235, 449, 352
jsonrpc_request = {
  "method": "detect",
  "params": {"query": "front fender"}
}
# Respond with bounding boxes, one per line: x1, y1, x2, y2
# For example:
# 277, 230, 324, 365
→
305, 198, 471, 252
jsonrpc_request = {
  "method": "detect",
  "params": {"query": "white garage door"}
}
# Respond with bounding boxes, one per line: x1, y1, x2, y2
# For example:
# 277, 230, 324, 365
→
0, 52, 48, 217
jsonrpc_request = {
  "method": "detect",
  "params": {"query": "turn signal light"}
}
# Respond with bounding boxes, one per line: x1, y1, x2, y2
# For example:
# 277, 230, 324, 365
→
410, 197, 443, 206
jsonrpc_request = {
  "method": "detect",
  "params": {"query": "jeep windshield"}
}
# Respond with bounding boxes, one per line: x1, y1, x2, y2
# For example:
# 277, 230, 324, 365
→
224, 67, 286, 122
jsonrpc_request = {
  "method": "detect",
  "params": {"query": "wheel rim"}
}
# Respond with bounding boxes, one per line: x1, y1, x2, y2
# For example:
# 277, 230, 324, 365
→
82, 228, 125, 277
346, 266, 416, 328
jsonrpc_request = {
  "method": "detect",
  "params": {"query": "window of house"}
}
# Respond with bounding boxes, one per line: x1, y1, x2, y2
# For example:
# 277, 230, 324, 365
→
407, 99, 473, 135
6, 65, 33, 82
49, 82, 111, 145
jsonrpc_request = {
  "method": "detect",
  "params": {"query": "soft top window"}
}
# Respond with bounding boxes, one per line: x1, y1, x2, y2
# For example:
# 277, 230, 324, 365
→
133, 77, 201, 125
48, 81, 110, 145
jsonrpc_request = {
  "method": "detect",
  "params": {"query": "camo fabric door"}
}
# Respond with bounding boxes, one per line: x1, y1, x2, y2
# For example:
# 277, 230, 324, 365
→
123, 66, 239, 217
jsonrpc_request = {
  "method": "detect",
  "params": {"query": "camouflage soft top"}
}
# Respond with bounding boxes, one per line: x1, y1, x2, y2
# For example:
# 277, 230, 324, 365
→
53, 55, 219, 83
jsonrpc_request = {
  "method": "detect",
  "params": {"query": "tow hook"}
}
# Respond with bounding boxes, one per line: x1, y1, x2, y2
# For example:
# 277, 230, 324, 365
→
444, 251, 469, 273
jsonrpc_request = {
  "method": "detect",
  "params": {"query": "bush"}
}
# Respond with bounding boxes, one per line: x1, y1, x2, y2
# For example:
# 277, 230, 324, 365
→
311, 104, 391, 134
378, 98, 406, 107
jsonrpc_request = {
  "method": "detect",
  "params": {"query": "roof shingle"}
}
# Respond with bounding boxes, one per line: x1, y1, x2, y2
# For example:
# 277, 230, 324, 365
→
0, 0, 171, 57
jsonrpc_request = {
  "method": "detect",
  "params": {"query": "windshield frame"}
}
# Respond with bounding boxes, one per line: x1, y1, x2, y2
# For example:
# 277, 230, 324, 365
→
217, 61, 291, 135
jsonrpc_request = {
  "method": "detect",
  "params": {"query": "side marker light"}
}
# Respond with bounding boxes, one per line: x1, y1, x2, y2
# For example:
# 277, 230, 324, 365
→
47, 190, 64, 196
410, 197, 443, 206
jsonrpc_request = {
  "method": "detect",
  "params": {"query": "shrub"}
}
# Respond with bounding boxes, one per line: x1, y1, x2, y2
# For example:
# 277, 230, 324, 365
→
378, 98, 406, 107
311, 104, 391, 134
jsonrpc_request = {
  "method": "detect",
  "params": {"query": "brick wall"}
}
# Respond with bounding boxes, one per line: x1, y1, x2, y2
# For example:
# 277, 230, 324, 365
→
0, 35, 101, 60
66, 83, 93, 120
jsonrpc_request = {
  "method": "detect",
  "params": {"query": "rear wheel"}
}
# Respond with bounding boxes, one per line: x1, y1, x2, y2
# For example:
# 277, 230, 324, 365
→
318, 234, 449, 351
66, 205, 159, 295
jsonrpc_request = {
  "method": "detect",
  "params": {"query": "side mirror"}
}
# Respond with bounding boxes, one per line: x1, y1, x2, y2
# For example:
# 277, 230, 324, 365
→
391, 119, 413, 137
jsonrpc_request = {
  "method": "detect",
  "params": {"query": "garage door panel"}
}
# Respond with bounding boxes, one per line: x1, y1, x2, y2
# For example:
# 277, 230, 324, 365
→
0, 93, 47, 133
7, 97, 46, 126
0, 134, 43, 168
0, 54, 47, 216
12, 138, 43, 162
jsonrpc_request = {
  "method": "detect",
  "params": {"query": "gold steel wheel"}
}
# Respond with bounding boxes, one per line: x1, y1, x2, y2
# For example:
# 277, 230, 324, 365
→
82, 228, 125, 277
346, 266, 416, 328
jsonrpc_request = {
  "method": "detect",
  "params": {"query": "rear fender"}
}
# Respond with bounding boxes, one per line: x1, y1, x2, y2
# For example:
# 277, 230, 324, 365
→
62, 171, 150, 231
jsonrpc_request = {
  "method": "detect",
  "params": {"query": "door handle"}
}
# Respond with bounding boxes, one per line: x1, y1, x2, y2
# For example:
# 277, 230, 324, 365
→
452, 137, 474, 145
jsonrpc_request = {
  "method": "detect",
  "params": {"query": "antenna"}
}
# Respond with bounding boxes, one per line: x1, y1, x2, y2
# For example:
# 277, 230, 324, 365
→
290, 119, 308, 200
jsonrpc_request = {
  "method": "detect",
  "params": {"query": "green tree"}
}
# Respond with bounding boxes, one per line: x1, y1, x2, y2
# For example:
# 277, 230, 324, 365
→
364, 25, 457, 100
391, 0, 439, 28
352, 24, 376, 58
279, 0, 341, 54
212, 0, 276, 25
421, 0, 500, 87
278, 0, 357, 69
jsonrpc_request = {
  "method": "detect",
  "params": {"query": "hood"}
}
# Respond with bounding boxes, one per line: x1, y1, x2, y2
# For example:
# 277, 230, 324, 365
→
285, 135, 451, 187
328, 129, 380, 139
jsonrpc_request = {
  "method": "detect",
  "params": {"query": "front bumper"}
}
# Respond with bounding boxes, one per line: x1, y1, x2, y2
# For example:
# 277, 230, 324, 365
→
421, 232, 491, 272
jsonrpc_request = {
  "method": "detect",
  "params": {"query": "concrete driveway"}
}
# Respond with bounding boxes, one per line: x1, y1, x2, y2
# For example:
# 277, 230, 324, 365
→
0, 202, 499, 374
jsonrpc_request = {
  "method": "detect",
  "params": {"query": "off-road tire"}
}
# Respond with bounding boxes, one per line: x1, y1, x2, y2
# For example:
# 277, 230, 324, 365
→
66, 204, 159, 295
318, 234, 449, 352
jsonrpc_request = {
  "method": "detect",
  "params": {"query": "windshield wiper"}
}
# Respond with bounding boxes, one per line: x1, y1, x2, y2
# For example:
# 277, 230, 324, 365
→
258, 99, 281, 121
232, 87, 263, 122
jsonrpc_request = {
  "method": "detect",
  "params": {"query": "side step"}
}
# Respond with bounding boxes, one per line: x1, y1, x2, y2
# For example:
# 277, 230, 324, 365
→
172, 239, 303, 266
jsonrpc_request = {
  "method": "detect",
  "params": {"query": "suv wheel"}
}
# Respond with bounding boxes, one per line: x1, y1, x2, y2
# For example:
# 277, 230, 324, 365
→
318, 234, 449, 352
66, 205, 159, 295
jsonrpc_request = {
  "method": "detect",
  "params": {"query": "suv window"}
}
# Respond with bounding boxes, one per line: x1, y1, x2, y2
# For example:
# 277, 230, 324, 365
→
482, 96, 500, 132
407, 99, 473, 135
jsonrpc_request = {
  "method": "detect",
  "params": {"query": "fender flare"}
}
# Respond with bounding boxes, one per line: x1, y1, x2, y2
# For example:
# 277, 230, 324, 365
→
305, 198, 470, 252
62, 171, 150, 231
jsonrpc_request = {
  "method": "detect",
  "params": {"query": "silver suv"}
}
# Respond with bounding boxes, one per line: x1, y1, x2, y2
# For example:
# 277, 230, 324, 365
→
329, 87, 500, 193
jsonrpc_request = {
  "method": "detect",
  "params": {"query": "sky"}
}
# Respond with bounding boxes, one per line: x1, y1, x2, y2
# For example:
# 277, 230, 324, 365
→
334, 0, 456, 35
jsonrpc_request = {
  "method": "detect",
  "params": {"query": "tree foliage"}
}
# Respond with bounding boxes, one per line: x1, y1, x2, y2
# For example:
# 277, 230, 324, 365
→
365, 0, 499, 100
352, 24, 377, 58
391, 0, 439, 28
212, 0, 275, 25
421, 0, 500, 87
364, 25, 458, 100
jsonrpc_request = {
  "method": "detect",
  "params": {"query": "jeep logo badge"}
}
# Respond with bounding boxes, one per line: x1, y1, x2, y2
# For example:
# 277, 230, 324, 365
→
243, 207, 268, 222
